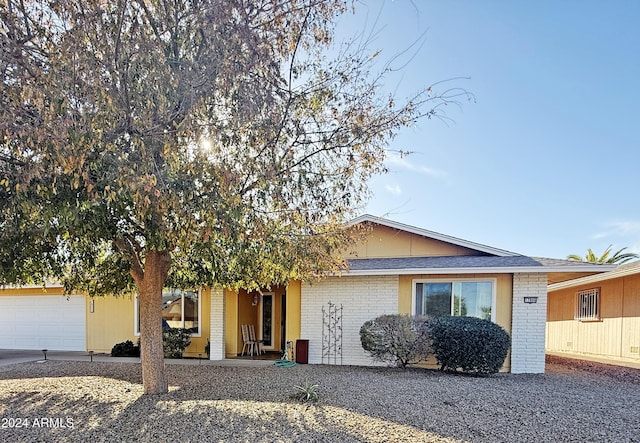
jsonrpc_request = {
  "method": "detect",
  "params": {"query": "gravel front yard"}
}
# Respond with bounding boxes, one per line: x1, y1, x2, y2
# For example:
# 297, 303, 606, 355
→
0, 356, 639, 442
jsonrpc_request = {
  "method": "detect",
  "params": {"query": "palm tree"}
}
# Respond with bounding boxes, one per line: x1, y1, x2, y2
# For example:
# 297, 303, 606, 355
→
567, 245, 639, 264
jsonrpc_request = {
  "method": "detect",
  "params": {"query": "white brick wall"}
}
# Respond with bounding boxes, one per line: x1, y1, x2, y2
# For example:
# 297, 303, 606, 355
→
300, 275, 399, 366
209, 287, 225, 360
511, 273, 548, 373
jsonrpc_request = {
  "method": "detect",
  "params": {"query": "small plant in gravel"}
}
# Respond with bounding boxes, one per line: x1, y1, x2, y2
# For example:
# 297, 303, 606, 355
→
162, 328, 192, 358
428, 316, 510, 375
111, 340, 140, 357
291, 381, 319, 403
360, 314, 431, 368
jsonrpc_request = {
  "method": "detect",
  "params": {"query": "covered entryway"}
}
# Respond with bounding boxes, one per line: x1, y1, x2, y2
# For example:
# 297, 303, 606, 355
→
223, 285, 291, 358
0, 295, 86, 351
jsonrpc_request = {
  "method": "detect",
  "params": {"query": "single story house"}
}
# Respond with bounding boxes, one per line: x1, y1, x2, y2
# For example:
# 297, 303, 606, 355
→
0, 215, 615, 373
547, 260, 640, 365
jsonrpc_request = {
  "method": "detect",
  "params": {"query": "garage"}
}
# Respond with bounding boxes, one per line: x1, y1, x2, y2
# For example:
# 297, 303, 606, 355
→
0, 295, 86, 351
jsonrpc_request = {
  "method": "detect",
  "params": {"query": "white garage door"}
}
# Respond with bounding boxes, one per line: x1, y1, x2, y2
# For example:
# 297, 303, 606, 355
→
0, 295, 86, 351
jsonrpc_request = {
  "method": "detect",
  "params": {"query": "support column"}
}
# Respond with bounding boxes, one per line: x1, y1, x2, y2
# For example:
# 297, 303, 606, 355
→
285, 280, 302, 346
511, 273, 548, 373
209, 287, 225, 360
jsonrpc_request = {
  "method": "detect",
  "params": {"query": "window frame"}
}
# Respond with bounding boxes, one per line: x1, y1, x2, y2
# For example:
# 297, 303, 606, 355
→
411, 278, 497, 322
134, 288, 202, 337
574, 287, 600, 322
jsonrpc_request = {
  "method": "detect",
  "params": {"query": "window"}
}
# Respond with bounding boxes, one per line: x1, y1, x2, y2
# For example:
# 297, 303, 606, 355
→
575, 287, 600, 321
413, 279, 495, 321
135, 289, 200, 336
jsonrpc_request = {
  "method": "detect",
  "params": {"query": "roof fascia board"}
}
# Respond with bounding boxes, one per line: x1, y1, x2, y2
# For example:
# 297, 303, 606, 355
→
0, 283, 63, 290
348, 214, 518, 257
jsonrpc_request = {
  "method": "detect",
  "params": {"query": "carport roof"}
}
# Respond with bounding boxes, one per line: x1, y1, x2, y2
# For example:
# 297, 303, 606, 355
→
548, 260, 640, 290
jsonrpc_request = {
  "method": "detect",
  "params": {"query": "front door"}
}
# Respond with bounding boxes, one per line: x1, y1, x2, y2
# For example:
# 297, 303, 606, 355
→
259, 293, 274, 350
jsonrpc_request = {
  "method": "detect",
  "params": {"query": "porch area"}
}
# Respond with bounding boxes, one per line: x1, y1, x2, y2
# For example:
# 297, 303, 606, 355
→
209, 281, 301, 361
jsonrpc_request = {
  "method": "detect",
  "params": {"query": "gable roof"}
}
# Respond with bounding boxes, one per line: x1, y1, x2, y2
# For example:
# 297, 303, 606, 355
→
548, 260, 640, 290
349, 214, 519, 257
344, 215, 617, 278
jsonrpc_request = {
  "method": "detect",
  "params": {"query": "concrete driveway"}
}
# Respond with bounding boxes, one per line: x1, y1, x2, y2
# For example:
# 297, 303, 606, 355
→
0, 349, 103, 367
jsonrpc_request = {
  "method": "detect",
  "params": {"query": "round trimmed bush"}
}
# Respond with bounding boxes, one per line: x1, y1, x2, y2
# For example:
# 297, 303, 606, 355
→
428, 316, 510, 375
360, 314, 431, 368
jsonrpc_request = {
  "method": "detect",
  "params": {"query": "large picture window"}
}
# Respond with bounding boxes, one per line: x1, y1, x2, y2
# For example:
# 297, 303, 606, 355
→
135, 289, 200, 336
414, 279, 495, 321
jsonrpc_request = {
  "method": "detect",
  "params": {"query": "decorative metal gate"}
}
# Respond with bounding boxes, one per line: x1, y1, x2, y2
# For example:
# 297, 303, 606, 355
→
321, 301, 343, 365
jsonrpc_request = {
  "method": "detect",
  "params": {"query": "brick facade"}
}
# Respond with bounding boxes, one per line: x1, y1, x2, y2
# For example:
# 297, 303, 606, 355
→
511, 273, 548, 373
300, 275, 399, 366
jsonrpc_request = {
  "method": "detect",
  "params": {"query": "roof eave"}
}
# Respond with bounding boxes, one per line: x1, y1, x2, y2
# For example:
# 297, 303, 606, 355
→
548, 263, 637, 291
0, 282, 63, 290
332, 264, 615, 277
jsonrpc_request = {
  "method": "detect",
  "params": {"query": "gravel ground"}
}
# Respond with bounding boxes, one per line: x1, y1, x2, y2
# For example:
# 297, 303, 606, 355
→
0, 356, 639, 442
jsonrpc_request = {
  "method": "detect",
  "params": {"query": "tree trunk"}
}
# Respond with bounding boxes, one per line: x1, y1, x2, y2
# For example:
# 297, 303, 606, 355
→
134, 250, 171, 395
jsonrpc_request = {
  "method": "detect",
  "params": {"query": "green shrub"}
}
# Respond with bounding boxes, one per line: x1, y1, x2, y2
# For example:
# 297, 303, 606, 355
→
360, 314, 431, 368
111, 340, 140, 357
163, 327, 192, 358
291, 381, 319, 403
428, 316, 510, 375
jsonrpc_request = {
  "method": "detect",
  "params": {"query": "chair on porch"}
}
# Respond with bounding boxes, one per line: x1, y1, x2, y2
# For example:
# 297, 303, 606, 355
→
248, 324, 264, 355
241, 324, 258, 357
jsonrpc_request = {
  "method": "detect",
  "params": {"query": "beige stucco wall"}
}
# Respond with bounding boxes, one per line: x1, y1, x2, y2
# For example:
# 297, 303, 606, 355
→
285, 280, 302, 346
224, 288, 239, 357
87, 289, 210, 357
86, 294, 136, 353
183, 288, 210, 358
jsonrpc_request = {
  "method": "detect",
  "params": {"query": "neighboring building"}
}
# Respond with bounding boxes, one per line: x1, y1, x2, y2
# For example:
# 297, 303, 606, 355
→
0, 215, 614, 373
547, 261, 640, 365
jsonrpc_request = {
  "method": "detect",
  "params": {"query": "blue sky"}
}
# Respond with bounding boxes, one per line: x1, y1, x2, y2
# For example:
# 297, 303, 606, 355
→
335, 0, 640, 259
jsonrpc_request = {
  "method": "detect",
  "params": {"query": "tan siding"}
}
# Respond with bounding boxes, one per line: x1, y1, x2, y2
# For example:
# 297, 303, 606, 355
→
622, 275, 640, 359
546, 288, 579, 353
347, 225, 484, 259
547, 273, 640, 362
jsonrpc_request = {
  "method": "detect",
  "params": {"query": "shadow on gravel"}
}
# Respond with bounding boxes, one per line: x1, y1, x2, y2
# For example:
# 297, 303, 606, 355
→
0, 358, 640, 442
